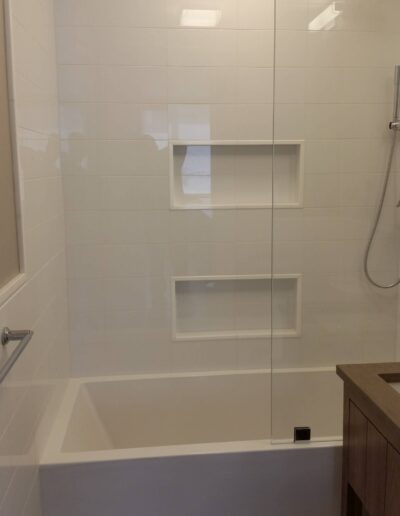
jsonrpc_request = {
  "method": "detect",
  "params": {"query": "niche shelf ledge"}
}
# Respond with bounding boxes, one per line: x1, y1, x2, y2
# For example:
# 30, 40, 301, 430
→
169, 140, 304, 210
172, 274, 302, 341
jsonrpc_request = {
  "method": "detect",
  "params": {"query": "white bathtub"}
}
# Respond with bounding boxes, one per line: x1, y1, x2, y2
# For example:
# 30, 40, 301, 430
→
40, 371, 342, 516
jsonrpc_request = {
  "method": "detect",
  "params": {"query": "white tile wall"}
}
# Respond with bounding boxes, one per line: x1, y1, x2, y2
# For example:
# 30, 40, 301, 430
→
0, 0, 69, 514
56, 0, 400, 440
55, 0, 275, 377
273, 0, 399, 365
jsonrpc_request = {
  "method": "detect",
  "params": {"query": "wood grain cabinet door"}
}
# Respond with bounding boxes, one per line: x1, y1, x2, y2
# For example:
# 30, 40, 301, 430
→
348, 402, 368, 500
385, 445, 400, 516
365, 423, 387, 516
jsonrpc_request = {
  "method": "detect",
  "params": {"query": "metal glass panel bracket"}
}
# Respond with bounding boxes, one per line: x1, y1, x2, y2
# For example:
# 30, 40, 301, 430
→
0, 327, 33, 384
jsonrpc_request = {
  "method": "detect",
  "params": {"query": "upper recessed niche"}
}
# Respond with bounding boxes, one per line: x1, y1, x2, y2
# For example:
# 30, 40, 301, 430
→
170, 140, 304, 210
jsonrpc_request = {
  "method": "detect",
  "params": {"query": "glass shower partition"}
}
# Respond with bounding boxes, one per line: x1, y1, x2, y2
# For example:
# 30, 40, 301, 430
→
271, 0, 400, 443
163, 0, 277, 444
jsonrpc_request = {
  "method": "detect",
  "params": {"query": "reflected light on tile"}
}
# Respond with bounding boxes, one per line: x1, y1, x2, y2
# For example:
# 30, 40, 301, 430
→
182, 146, 211, 195
308, 2, 342, 31
182, 175, 211, 195
180, 9, 222, 28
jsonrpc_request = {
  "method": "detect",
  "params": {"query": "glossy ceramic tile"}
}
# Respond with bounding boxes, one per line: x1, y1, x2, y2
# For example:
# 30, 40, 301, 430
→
56, 0, 168, 27
60, 139, 169, 176
57, 27, 168, 65
58, 66, 168, 103
167, 67, 273, 104
60, 102, 168, 140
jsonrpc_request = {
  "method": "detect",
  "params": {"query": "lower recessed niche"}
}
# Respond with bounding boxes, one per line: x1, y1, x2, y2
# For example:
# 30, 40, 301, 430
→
172, 275, 302, 341
169, 140, 304, 209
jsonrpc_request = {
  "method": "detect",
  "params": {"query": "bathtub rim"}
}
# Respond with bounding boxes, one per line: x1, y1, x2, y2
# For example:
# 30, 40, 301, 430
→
41, 369, 342, 466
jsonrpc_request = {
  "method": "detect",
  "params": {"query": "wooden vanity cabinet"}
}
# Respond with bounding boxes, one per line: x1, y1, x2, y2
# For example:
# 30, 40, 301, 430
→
338, 363, 400, 516
385, 445, 400, 516
365, 421, 387, 516
347, 402, 368, 502
344, 402, 388, 516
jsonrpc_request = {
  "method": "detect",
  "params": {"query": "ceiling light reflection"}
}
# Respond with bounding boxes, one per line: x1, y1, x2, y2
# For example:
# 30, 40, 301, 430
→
308, 2, 342, 31
180, 9, 222, 28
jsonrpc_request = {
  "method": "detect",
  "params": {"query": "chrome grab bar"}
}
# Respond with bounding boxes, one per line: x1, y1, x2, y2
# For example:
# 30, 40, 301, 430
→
0, 327, 33, 384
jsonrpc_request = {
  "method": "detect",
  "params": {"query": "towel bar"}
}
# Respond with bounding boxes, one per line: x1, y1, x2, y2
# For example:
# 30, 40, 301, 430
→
0, 327, 33, 384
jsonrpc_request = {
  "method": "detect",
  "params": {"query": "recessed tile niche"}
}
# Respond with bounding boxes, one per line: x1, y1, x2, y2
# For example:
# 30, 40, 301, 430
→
169, 141, 304, 209
172, 275, 302, 341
